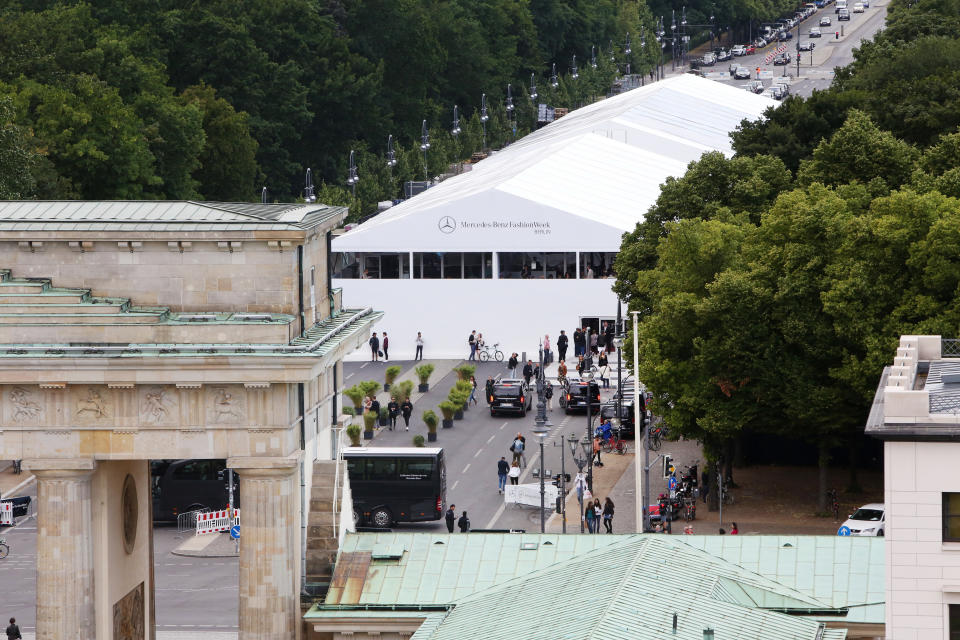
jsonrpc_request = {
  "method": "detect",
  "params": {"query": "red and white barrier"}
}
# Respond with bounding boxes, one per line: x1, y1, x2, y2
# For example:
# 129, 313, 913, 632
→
195, 508, 240, 535
0, 502, 12, 526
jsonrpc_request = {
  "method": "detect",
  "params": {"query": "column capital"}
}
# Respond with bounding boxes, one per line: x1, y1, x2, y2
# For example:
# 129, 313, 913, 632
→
227, 454, 301, 477
25, 458, 96, 478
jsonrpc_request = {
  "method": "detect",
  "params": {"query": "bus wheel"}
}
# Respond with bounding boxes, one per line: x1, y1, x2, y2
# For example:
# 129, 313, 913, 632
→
371, 507, 392, 528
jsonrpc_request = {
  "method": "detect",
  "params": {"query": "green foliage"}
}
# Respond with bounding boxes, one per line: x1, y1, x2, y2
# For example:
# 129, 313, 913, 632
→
346, 423, 362, 446
385, 365, 402, 384
396, 380, 415, 402
0, 97, 38, 198
379, 406, 389, 420
438, 401, 457, 420
343, 406, 356, 417
359, 380, 381, 400
343, 385, 365, 410
415, 364, 435, 384
454, 380, 473, 395
453, 364, 476, 381
413, 434, 426, 447
422, 409, 438, 433
448, 389, 469, 408
363, 411, 377, 430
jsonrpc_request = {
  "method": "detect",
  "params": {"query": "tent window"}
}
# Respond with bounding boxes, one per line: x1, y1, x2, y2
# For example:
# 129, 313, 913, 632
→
463, 253, 492, 279
499, 253, 576, 279
579, 252, 617, 278
414, 253, 442, 279
443, 253, 463, 279
332, 253, 408, 278
331, 252, 359, 278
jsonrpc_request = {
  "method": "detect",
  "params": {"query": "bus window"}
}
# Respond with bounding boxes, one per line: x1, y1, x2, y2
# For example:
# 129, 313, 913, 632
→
398, 458, 433, 480
367, 458, 397, 481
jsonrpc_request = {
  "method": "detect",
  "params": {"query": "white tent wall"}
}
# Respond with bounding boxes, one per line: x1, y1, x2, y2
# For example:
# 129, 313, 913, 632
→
338, 277, 617, 361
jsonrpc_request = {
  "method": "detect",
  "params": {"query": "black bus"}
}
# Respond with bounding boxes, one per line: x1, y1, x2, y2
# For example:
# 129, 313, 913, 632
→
150, 459, 238, 522
344, 447, 446, 528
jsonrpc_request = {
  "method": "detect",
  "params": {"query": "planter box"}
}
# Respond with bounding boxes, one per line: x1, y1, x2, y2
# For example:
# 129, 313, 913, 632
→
442, 418, 454, 429
418, 383, 429, 392
378, 416, 389, 427
363, 430, 374, 440
427, 432, 438, 442
384, 383, 391, 392
454, 409, 464, 420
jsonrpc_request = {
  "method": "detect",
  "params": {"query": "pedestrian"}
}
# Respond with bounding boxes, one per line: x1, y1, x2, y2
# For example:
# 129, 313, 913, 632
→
522, 359, 534, 385
701, 469, 710, 504
557, 360, 568, 385
589, 329, 598, 355
543, 334, 551, 363
369, 397, 381, 424
576, 355, 585, 376
387, 397, 399, 430
573, 328, 584, 357
598, 362, 610, 389
369, 332, 380, 361
593, 434, 603, 467
362, 395, 372, 415
5, 619, 20, 640
593, 498, 603, 534
497, 456, 509, 494
603, 497, 615, 533
557, 330, 568, 362
605, 322, 615, 353
585, 501, 596, 533
510, 433, 525, 467
719, 528, 726, 535
415, 332, 424, 360
598, 351, 608, 370
400, 398, 413, 431
507, 353, 518, 378
485, 376, 495, 404
469, 375, 478, 405
445, 504, 456, 533
382, 332, 389, 361
508, 460, 521, 485
598, 322, 607, 352
730, 522, 739, 535
468, 330, 477, 361
545, 381, 553, 411
458, 510, 470, 532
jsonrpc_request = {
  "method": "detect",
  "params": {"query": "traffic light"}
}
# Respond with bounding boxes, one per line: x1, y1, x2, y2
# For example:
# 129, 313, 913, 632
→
555, 497, 563, 514
551, 473, 571, 487
663, 455, 675, 479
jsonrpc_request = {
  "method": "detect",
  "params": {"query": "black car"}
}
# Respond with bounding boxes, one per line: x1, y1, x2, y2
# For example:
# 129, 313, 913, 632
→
561, 378, 601, 414
838, 8, 850, 19
599, 399, 642, 438
489, 379, 532, 417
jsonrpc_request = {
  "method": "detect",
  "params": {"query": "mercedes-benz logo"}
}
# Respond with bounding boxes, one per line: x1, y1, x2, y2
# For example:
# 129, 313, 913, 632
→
438, 215, 456, 234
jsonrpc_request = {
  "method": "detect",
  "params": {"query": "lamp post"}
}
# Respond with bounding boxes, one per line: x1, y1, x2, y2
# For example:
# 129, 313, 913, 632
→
346, 150, 358, 198
670, 11, 677, 71
571, 55, 579, 80
505, 84, 515, 138
419, 120, 430, 182
614, 300, 625, 443
591, 45, 597, 69
632, 310, 650, 532
529, 73, 538, 101
533, 342, 552, 533
581, 367, 595, 492
480, 93, 489, 150
657, 16, 666, 80
550, 63, 559, 89
640, 28, 646, 86
304, 167, 315, 203
568, 433, 589, 533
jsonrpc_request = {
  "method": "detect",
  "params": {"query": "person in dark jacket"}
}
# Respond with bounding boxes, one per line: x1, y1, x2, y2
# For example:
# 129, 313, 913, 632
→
573, 328, 584, 357
387, 399, 400, 430
457, 511, 470, 532
497, 456, 509, 494
557, 330, 569, 362
485, 377, 496, 404
445, 505, 456, 533
369, 397, 380, 422
400, 399, 413, 431
369, 332, 380, 361
522, 360, 534, 385
6, 618, 22, 640
507, 353, 518, 378
382, 332, 389, 361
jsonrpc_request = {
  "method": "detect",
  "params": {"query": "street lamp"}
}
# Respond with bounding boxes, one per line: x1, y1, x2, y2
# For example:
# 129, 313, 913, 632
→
480, 93, 489, 150
346, 150, 358, 197
571, 55, 578, 80
419, 120, 430, 182
529, 73, 538, 101
451, 105, 461, 137
550, 63, 559, 89
640, 28, 647, 86
533, 342, 552, 533
581, 367, 595, 492
591, 45, 597, 69
568, 433, 590, 533
386, 135, 397, 169
304, 167, 315, 203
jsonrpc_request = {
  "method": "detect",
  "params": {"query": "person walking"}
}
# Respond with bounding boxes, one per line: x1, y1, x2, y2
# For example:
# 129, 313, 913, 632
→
543, 334, 551, 363
593, 434, 603, 467
576, 355, 585, 377
598, 362, 610, 389
598, 351, 608, 370
382, 332, 389, 361
508, 460, 521, 485
400, 398, 413, 431
557, 330, 568, 362
603, 497, 615, 533
510, 433, 525, 467
522, 360, 534, 386
593, 499, 603, 534
589, 329, 599, 355
507, 353, 518, 378
573, 328, 583, 357
497, 457, 509, 494
445, 504, 456, 533
469, 375, 478, 405
362, 395, 372, 415
457, 510, 470, 532
557, 360, 568, 385
468, 330, 477, 361
369, 397, 381, 425
485, 376, 495, 404
545, 382, 553, 411
5, 618, 21, 640
415, 332, 424, 360
585, 500, 596, 533
369, 332, 380, 361
387, 398, 399, 430
597, 322, 607, 352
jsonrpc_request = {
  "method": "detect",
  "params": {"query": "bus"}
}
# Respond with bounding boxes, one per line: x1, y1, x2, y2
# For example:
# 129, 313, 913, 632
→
344, 447, 446, 528
151, 459, 238, 522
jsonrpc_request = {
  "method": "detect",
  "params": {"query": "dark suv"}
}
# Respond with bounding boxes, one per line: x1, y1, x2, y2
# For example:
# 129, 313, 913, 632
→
489, 379, 532, 417
561, 379, 601, 414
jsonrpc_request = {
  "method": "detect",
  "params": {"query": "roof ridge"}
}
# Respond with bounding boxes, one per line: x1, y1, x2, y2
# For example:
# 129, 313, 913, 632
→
585, 536, 653, 639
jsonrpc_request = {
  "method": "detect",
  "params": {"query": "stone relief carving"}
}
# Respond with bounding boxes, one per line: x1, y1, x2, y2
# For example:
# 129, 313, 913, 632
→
210, 387, 244, 423
9, 387, 42, 422
140, 387, 176, 425
76, 388, 110, 421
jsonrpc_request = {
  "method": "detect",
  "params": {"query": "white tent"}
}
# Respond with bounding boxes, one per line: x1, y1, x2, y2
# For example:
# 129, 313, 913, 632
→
334, 75, 778, 359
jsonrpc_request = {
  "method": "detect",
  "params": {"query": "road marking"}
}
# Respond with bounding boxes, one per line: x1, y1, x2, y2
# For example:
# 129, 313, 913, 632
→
360, 362, 368, 369
486, 434, 496, 444
346, 373, 354, 379
474, 448, 483, 458
451, 481, 459, 491
462, 463, 471, 473
484, 447, 541, 529
500, 422, 508, 430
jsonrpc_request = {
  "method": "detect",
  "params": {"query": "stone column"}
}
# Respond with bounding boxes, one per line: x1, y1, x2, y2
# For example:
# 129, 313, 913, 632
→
26, 459, 97, 640
229, 456, 300, 640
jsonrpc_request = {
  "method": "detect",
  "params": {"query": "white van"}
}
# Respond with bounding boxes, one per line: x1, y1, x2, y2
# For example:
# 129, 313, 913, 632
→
835, 0, 847, 12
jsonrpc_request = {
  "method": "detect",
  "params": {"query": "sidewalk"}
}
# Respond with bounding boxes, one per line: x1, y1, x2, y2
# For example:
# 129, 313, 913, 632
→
545, 450, 634, 533
0, 462, 33, 499
173, 531, 239, 558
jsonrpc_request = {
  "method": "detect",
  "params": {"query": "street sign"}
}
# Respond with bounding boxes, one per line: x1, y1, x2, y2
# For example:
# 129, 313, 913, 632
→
837, 525, 851, 536
230, 525, 241, 539
668, 476, 678, 491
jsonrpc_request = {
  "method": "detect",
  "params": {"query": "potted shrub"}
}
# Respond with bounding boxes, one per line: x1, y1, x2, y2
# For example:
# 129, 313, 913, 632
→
346, 423, 362, 447
363, 410, 377, 440
449, 390, 467, 420
438, 401, 456, 429
412, 434, 425, 447
343, 407, 356, 423
415, 364, 435, 392
378, 405, 389, 427
423, 410, 439, 442
453, 364, 476, 381
384, 365, 401, 392
454, 380, 473, 411
344, 384, 365, 414
396, 380, 414, 403
360, 380, 380, 400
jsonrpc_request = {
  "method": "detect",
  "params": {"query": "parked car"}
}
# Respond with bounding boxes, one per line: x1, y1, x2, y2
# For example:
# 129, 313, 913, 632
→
754, 37, 768, 48
599, 399, 638, 439
731, 44, 747, 56
560, 378, 602, 414
838, 8, 850, 19
761, 88, 780, 100
701, 52, 716, 66
862, 0, 869, 6
717, 49, 732, 62
809, 27, 822, 37
839, 503, 885, 536
853, 2, 864, 10
747, 80, 765, 93
745, 44, 757, 54
798, 40, 816, 51
772, 79, 791, 96
734, 66, 752, 79
820, 15, 832, 25
489, 378, 532, 417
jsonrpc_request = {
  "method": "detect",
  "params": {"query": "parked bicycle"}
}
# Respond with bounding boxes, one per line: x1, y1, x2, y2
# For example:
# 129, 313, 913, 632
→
647, 424, 665, 451
0, 537, 9, 559
477, 342, 504, 362
601, 428, 630, 455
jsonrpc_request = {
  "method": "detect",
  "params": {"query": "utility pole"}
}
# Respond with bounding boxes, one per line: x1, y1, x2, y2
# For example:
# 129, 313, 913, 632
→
632, 311, 646, 532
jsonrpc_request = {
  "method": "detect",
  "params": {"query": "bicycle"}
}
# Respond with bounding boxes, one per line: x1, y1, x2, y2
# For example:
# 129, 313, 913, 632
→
647, 425, 663, 451
477, 342, 504, 362
601, 429, 630, 455
0, 537, 8, 559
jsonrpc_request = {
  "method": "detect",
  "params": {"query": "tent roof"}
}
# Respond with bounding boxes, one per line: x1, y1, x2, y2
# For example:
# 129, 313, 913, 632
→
334, 75, 777, 253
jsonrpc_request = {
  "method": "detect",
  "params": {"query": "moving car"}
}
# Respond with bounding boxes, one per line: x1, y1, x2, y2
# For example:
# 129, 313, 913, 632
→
560, 378, 602, 414
798, 41, 816, 51
734, 66, 752, 79
820, 16, 832, 25
853, 2, 864, 11
773, 53, 791, 65
747, 80, 765, 94
838, 8, 850, 19
839, 503, 885, 536
488, 378, 532, 417
809, 27, 822, 37
731, 44, 747, 56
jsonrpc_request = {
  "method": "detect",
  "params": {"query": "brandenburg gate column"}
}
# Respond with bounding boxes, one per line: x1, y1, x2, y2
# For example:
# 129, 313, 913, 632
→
228, 455, 301, 640
25, 459, 97, 640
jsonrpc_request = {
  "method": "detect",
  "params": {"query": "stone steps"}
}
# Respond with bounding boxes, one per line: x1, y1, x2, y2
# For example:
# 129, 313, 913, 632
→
0, 278, 51, 293
305, 460, 342, 590
0, 299, 129, 314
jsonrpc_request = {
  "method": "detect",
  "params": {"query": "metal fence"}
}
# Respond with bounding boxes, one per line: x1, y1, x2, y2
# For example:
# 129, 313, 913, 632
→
944, 339, 960, 357
176, 508, 209, 539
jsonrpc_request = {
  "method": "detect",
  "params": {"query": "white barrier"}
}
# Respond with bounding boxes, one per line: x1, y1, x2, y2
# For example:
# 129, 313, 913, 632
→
195, 508, 240, 535
505, 483, 559, 508
0, 501, 12, 526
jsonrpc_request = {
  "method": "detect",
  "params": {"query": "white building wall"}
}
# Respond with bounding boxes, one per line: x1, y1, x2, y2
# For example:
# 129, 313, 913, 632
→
885, 440, 960, 639
336, 278, 619, 361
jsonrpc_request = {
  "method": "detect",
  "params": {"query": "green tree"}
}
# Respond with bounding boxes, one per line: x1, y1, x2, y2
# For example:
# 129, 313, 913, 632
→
0, 96, 38, 199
